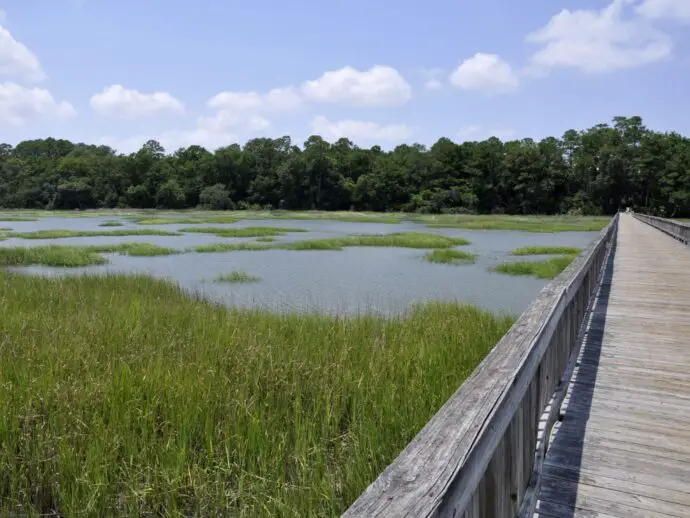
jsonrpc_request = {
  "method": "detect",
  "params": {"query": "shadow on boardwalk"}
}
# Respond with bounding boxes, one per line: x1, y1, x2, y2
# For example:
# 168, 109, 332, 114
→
535, 237, 617, 517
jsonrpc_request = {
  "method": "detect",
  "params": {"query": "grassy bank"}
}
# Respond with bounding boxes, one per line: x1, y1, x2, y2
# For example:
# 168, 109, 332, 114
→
184, 226, 306, 238
279, 233, 470, 251
0, 272, 513, 516
191, 242, 272, 253
8, 229, 181, 239
511, 246, 582, 256
214, 270, 260, 283
0, 243, 179, 267
494, 256, 576, 279
417, 215, 609, 232
424, 249, 476, 264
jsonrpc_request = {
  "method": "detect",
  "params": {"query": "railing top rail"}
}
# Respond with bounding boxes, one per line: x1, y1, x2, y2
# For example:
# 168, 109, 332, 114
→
635, 213, 690, 227
344, 215, 619, 518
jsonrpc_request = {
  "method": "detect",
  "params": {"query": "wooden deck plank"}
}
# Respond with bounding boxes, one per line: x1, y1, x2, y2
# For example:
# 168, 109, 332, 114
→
538, 214, 690, 517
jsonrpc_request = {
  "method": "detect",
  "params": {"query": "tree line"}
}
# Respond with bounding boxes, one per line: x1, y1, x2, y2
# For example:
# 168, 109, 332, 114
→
1, 116, 688, 216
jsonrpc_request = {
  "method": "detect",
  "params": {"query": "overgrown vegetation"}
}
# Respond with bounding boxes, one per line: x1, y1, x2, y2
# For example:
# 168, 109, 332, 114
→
214, 270, 260, 283
8, 229, 180, 239
0, 272, 513, 516
190, 242, 272, 253
493, 256, 577, 279
419, 215, 609, 232
279, 233, 470, 251
183, 226, 306, 238
424, 249, 476, 264
1, 117, 688, 216
134, 215, 239, 225
0, 243, 179, 266
512, 246, 582, 256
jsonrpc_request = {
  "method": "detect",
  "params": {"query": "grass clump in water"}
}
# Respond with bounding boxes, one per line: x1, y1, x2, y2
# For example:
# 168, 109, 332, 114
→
0, 245, 107, 267
280, 232, 470, 251
418, 215, 609, 232
255, 236, 276, 242
0, 215, 37, 222
512, 246, 581, 256
134, 215, 240, 225
184, 226, 306, 237
214, 270, 260, 283
493, 255, 577, 279
191, 242, 272, 253
0, 271, 513, 516
91, 243, 180, 257
98, 220, 124, 227
425, 249, 476, 264
9, 229, 181, 239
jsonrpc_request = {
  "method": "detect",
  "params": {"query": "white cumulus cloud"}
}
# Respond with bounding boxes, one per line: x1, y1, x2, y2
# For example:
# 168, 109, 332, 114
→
0, 82, 76, 126
302, 65, 412, 107
0, 23, 46, 82
425, 78, 443, 91
208, 86, 302, 113
90, 84, 185, 118
311, 115, 411, 143
636, 0, 690, 22
526, 0, 672, 74
449, 53, 519, 93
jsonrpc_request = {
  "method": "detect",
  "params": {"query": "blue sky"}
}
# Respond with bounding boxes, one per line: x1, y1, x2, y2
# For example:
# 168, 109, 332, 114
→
1, 0, 689, 153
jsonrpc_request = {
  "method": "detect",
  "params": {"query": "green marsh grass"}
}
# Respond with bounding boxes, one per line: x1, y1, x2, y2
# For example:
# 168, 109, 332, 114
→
9, 229, 181, 239
0, 215, 37, 222
417, 215, 609, 232
493, 256, 577, 279
511, 246, 582, 256
92, 243, 180, 257
134, 215, 239, 225
191, 242, 272, 253
214, 270, 260, 283
424, 249, 476, 264
279, 232, 470, 251
0, 245, 107, 267
0, 243, 179, 266
255, 236, 277, 242
98, 220, 124, 227
0, 271, 513, 516
183, 226, 307, 238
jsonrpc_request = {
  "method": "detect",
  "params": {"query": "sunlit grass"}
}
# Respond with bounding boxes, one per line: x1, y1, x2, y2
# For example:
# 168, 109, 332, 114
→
279, 233, 471, 251
0, 215, 37, 222
424, 249, 476, 264
134, 215, 240, 225
417, 215, 610, 232
0, 271, 513, 516
91, 243, 180, 257
214, 270, 260, 283
190, 242, 273, 253
183, 226, 307, 238
0, 243, 180, 266
493, 256, 577, 279
9, 229, 181, 239
511, 246, 582, 256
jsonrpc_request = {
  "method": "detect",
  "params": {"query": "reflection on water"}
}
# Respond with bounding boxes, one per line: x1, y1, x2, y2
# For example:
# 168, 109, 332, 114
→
3, 216, 599, 316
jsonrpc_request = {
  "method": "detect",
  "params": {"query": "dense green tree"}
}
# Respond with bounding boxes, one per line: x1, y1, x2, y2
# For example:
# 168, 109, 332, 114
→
0, 117, 688, 216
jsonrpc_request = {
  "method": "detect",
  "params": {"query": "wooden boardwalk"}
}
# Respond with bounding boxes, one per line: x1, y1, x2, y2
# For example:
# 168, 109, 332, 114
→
537, 214, 690, 517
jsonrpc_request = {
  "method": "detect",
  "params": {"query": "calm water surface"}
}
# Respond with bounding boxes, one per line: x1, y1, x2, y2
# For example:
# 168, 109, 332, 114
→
2, 217, 599, 316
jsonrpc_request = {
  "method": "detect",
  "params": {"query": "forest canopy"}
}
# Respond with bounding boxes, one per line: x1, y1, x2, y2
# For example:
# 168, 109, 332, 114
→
1, 116, 688, 216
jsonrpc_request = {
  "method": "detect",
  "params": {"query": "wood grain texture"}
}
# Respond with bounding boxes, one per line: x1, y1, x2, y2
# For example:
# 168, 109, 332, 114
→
633, 213, 690, 244
537, 214, 690, 518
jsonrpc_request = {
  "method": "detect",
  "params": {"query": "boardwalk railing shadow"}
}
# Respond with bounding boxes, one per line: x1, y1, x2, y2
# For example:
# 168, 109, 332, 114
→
534, 236, 617, 517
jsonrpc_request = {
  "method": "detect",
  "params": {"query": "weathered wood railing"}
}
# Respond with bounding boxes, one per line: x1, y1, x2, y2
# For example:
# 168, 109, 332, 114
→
633, 213, 689, 244
343, 215, 619, 518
